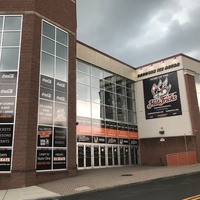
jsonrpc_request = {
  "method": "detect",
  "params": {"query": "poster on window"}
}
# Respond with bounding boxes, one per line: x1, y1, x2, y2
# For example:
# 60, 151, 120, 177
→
53, 149, 66, 169
0, 97, 15, 123
143, 71, 182, 119
0, 149, 12, 171
54, 103, 67, 126
37, 126, 52, 147
54, 127, 66, 147
36, 149, 52, 170
0, 124, 13, 147
38, 99, 53, 125
0, 72, 17, 96
55, 80, 67, 104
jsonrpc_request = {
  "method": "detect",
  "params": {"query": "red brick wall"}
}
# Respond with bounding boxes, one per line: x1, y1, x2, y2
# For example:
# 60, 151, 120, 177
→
0, 0, 77, 189
184, 74, 200, 162
140, 136, 196, 166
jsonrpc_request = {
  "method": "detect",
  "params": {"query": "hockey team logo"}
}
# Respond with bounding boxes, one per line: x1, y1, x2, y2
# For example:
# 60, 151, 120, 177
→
147, 77, 177, 109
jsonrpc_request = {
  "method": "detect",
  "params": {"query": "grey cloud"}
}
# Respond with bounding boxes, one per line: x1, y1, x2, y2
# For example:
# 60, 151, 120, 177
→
77, 0, 200, 67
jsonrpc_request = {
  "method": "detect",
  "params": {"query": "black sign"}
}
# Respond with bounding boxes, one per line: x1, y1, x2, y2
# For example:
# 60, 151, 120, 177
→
119, 138, 130, 145
37, 126, 52, 147
130, 139, 139, 145
40, 86, 54, 101
40, 75, 54, 90
38, 99, 53, 125
107, 137, 119, 144
93, 136, 106, 144
143, 71, 182, 119
105, 121, 117, 130
54, 103, 67, 126
128, 124, 138, 132
54, 127, 66, 147
77, 135, 92, 143
37, 149, 52, 170
0, 124, 13, 147
53, 149, 66, 169
118, 123, 128, 131
0, 149, 12, 171
0, 97, 15, 123
55, 80, 67, 93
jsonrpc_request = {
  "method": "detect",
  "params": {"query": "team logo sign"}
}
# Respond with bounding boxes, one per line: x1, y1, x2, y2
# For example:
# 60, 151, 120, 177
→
143, 71, 182, 119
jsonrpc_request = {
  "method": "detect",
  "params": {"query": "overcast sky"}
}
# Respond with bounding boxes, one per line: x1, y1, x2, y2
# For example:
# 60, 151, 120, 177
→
76, 0, 200, 67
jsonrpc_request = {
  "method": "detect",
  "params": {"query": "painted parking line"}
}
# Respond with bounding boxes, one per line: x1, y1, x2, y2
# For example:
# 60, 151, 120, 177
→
183, 194, 200, 200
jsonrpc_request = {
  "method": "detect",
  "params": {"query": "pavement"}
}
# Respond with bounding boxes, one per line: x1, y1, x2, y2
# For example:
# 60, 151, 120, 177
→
1, 163, 200, 200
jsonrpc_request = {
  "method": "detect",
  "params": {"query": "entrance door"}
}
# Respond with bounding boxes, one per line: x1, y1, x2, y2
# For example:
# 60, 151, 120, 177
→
113, 146, 118, 165
108, 146, 113, 166
120, 146, 124, 165
100, 146, 106, 166
130, 146, 135, 164
86, 145, 91, 167
125, 146, 129, 165
78, 145, 84, 168
94, 145, 99, 167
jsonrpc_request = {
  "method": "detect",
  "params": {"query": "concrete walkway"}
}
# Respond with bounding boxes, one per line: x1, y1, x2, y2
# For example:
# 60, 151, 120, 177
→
1, 164, 200, 200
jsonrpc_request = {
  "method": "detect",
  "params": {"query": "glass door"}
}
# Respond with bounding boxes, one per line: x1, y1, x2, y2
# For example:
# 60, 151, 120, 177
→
120, 146, 124, 165
78, 145, 84, 168
86, 145, 91, 167
108, 146, 113, 166
94, 145, 99, 167
100, 146, 106, 166
114, 146, 118, 166
125, 146, 129, 165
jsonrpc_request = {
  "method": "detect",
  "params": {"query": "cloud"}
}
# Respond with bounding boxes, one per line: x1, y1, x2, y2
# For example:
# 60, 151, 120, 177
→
77, 0, 200, 67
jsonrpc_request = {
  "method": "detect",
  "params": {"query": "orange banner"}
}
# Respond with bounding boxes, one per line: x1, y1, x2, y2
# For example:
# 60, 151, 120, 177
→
76, 125, 92, 135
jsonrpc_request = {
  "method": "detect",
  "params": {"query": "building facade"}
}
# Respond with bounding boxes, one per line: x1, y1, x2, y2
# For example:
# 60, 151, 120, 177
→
0, 0, 77, 189
1, 0, 200, 190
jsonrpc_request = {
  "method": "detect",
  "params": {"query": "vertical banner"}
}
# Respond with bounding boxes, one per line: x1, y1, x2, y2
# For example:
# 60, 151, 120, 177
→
143, 71, 182, 119
37, 73, 68, 171
0, 72, 18, 172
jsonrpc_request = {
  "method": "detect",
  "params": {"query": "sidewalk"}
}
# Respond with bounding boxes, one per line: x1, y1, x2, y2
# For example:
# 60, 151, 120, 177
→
1, 163, 200, 200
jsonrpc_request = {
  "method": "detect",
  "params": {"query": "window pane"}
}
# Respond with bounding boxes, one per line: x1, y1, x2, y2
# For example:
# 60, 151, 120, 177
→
91, 67, 103, 78
91, 87, 100, 103
77, 71, 90, 85
91, 77, 100, 88
77, 83, 90, 101
117, 109, 127, 122
1, 48, 19, 70
105, 82, 115, 92
105, 92, 116, 106
41, 52, 54, 77
126, 80, 134, 90
43, 22, 55, 39
116, 76, 126, 86
42, 37, 55, 54
3, 32, 20, 46
4, 16, 22, 30
92, 103, 102, 119
128, 111, 134, 124
0, 16, 3, 29
77, 100, 91, 118
116, 86, 125, 95
56, 58, 67, 81
56, 29, 67, 45
56, 43, 67, 60
105, 106, 116, 120
117, 95, 126, 109
77, 60, 90, 74
127, 89, 134, 98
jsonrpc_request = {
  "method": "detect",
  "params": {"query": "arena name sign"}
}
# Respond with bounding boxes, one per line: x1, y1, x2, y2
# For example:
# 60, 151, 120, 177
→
137, 62, 180, 78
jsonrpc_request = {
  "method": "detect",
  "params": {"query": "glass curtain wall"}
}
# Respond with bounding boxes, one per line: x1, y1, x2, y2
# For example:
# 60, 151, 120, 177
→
0, 15, 22, 172
76, 59, 138, 168
195, 74, 200, 111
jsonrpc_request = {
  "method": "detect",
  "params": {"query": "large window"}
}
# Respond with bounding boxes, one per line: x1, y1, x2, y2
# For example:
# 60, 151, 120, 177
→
76, 60, 137, 124
36, 20, 68, 171
0, 15, 22, 173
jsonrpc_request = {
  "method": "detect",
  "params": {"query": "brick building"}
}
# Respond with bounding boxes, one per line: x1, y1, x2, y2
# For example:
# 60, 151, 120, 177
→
0, 0, 200, 190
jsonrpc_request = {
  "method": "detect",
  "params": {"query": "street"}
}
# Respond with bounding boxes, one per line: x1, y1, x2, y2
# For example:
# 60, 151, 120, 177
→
53, 173, 200, 200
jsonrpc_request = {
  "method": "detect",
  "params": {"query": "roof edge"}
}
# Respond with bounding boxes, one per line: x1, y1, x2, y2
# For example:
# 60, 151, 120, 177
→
77, 40, 136, 70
